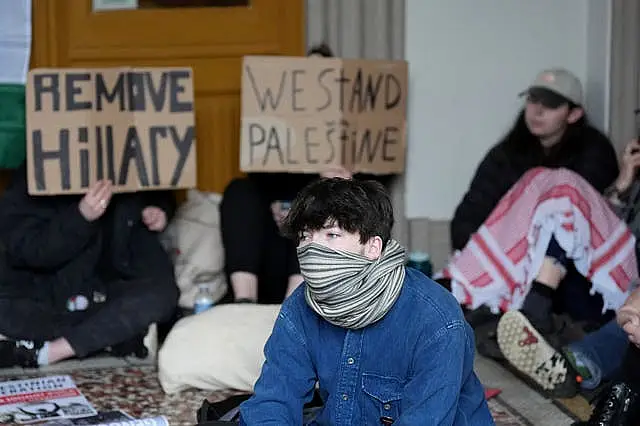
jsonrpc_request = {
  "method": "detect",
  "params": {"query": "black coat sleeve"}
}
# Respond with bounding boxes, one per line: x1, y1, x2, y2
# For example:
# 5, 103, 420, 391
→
569, 131, 619, 193
450, 146, 514, 252
0, 168, 98, 270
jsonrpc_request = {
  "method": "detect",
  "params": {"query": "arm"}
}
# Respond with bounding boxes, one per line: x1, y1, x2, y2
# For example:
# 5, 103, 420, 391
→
450, 146, 510, 251
398, 322, 477, 425
0, 185, 97, 270
239, 308, 317, 425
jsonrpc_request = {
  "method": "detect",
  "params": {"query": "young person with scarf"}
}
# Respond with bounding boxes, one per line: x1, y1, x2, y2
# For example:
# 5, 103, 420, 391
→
238, 178, 494, 425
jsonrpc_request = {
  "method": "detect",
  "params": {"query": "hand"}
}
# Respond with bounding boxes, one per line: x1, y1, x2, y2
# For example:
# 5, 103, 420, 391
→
320, 166, 352, 179
615, 139, 640, 193
270, 201, 289, 227
142, 206, 168, 232
78, 180, 113, 222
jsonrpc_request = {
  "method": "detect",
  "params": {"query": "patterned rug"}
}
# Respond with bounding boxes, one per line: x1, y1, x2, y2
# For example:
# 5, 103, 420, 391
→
3, 366, 532, 425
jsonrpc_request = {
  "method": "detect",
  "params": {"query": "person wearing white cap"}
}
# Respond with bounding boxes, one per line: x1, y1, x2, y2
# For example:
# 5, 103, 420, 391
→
445, 68, 622, 382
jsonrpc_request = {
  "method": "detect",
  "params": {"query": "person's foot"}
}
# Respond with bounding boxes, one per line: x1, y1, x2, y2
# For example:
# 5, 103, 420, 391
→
496, 310, 579, 398
107, 335, 148, 359
580, 381, 640, 425
0, 340, 43, 368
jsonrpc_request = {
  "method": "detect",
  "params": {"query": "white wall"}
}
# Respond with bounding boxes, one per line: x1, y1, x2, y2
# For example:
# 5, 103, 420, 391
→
405, 0, 612, 220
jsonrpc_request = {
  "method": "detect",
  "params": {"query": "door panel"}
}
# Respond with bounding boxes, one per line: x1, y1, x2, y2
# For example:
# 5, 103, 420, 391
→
29, 0, 304, 193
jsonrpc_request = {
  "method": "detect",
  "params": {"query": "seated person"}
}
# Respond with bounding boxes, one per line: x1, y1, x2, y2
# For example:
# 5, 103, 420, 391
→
495, 138, 640, 398
450, 68, 619, 326
0, 163, 178, 367
571, 292, 640, 426
220, 43, 393, 305
239, 178, 494, 425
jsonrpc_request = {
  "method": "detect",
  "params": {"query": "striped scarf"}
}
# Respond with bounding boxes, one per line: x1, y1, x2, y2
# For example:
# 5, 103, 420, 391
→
297, 239, 406, 329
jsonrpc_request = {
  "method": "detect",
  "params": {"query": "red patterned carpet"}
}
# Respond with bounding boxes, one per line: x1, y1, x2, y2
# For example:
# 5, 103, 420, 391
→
5, 366, 531, 425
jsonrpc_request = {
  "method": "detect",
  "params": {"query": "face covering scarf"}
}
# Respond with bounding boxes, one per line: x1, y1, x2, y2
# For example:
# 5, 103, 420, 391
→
297, 239, 406, 329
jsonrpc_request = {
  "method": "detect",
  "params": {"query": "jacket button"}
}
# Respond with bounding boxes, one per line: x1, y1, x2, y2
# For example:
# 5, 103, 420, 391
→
383, 403, 391, 410
342, 394, 348, 401
347, 357, 354, 365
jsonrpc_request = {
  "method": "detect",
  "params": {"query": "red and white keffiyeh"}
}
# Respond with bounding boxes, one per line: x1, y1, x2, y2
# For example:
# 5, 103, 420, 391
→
440, 167, 638, 313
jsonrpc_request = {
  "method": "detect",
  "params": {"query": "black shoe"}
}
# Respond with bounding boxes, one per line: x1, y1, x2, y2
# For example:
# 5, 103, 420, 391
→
582, 381, 640, 425
0, 340, 42, 368
496, 311, 579, 398
107, 335, 148, 359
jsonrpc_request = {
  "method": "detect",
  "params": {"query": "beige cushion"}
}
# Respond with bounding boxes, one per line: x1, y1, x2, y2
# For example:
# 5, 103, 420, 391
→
162, 189, 227, 309
158, 303, 281, 394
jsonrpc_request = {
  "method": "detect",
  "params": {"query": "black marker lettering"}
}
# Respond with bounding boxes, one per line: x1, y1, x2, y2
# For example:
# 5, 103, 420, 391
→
169, 70, 193, 113
33, 74, 60, 112
291, 69, 306, 112
118, 126, 149, 187
78, 127, 90, 188
65, 73, 92, 111
96, 72, 125, 111
245, 65, 287, 112
169, 125, 195, 185
32, 129, 70, 191
248, 123, 266, 166
149, 126, 167, 185
317, 68, 334, 112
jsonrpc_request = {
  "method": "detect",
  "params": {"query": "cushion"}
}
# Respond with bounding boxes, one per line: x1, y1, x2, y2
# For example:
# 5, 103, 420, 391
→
162, 189, 227, 309
158, 303, 280, 394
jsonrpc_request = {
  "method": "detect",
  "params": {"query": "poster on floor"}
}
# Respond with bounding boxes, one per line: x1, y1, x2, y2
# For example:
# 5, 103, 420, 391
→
239, 55, 408, 175
25, 67, 198, 195
0, 375, 97, 424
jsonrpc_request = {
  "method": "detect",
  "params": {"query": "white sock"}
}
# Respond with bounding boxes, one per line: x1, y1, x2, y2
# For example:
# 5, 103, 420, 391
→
37, 342, 50, 366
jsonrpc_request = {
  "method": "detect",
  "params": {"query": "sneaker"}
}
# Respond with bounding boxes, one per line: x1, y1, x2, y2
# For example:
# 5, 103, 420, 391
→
0, 340, 42, 368
496, 310, 579, 398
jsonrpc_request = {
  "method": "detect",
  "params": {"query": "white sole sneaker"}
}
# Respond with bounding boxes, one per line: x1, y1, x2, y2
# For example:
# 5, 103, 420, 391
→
497, 310, 574, 395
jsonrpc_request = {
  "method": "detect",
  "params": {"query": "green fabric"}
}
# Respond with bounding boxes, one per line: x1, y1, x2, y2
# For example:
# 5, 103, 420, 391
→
0, 83, 26, 169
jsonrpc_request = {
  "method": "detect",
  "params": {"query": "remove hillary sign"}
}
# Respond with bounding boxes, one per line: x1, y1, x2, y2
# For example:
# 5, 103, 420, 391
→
240, 56, 407, 174
26, 67, 197, 195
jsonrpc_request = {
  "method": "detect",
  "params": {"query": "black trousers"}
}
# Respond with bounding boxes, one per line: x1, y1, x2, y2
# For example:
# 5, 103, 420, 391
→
220, 178, 299, 304
0, 277, 177, 358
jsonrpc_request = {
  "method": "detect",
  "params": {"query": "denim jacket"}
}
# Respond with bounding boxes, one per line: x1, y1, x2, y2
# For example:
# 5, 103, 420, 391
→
239, 268, 495, 425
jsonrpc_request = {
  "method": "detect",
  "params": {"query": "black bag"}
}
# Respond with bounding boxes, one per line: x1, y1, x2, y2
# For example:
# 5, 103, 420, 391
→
196, 390, 325, 424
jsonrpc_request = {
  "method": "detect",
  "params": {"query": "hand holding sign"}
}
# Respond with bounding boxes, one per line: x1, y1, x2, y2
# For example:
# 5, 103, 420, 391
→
78, 180, 113, 222
142, 206, 168, 232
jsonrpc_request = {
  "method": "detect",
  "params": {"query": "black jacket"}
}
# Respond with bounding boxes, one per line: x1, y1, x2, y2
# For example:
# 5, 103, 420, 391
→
450, 126, 619, 251
0, 164, 177, 311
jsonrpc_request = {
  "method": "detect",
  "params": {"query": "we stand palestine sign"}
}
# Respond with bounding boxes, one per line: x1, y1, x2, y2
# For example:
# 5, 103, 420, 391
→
240, 56, 408, 175
25, 67, 197, 195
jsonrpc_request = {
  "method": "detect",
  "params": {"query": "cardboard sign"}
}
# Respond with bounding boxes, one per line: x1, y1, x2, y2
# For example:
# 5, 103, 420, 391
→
26, 67, 197, 195
240, 56, 407, 174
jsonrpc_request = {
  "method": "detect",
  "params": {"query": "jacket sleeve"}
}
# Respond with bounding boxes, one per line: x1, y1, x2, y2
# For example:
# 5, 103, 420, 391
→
0, 179, 98, 270
238, 307, 317, 425
571, 135, 619, 193
450, 146, 509, 251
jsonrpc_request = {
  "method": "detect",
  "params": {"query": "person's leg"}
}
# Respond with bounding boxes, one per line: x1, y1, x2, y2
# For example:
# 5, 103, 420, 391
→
220, 178, 273, 302
0, 298, 77, 367
61, 277, 178, 359
577, 343, 640, 426
564, 319, 629, 389
519, 237, 569, 333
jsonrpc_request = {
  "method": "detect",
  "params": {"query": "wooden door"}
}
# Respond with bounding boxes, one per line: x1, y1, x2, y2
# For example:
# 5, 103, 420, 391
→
28, 0, 304, 193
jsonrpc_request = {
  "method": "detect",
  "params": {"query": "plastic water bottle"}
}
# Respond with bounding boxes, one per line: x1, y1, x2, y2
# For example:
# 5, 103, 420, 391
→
193, 283, 214, 314
406, 251, 433, 278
